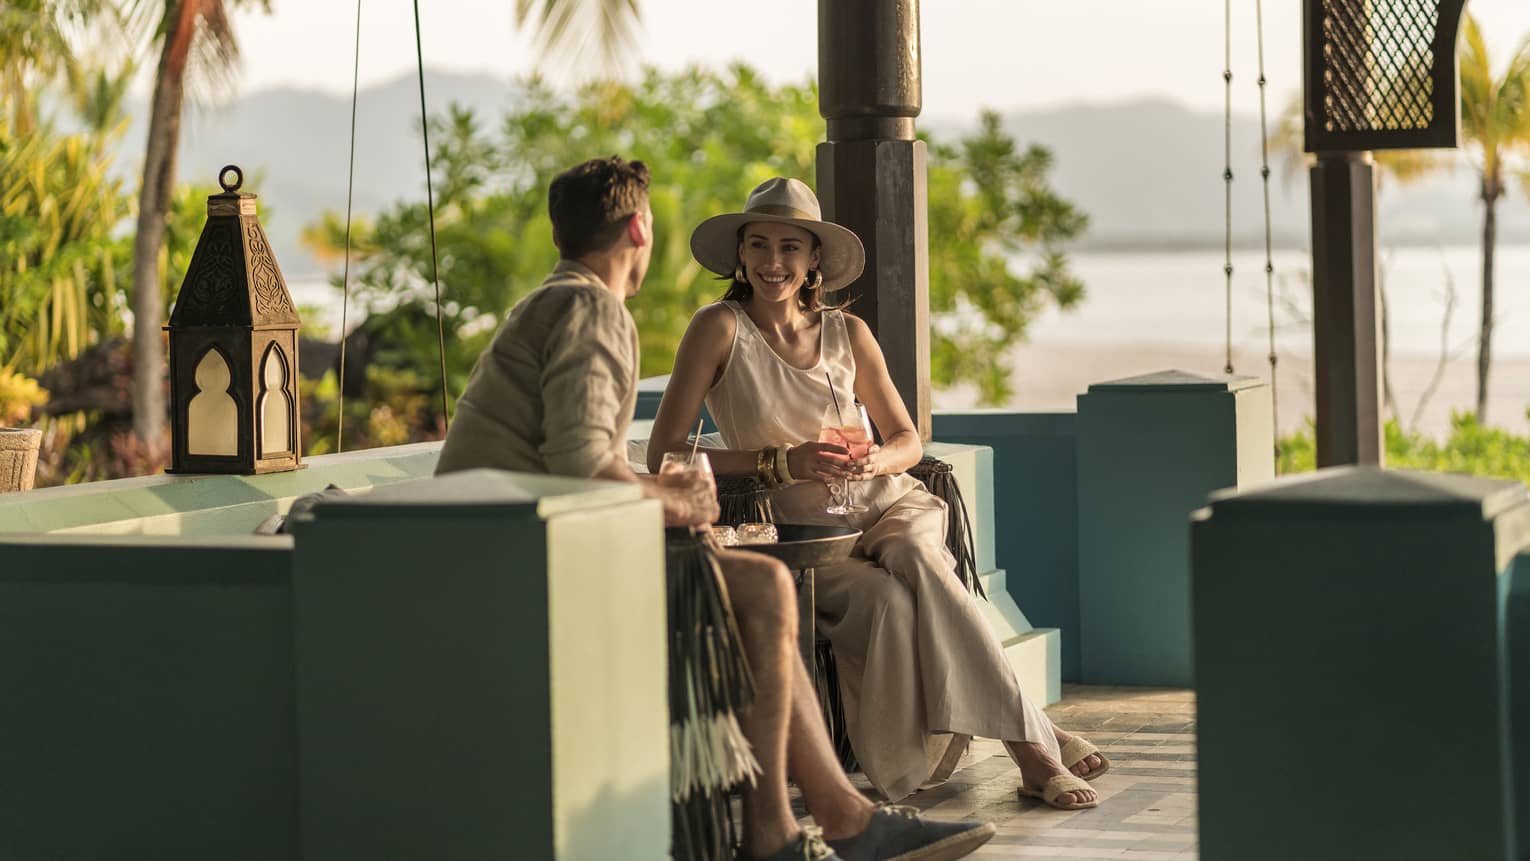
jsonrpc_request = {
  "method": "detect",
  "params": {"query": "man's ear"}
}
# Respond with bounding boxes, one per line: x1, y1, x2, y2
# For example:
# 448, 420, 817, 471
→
626, 212, 649, 247
551, 227, 562, 250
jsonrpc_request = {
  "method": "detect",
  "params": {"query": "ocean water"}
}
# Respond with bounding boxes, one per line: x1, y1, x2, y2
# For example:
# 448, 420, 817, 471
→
293, 243, 1530, 360
1026, 244, 1530, 359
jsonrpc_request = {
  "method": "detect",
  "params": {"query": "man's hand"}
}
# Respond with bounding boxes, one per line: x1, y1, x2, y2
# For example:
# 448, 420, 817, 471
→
654, 468, 719, 528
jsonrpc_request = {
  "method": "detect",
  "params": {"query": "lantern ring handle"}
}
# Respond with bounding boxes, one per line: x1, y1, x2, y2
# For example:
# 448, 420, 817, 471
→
219, 164, 243, 193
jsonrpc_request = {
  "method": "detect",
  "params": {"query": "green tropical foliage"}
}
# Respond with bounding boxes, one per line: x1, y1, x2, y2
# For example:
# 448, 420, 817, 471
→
1459, 14, 1530, 423
0, 113, 134, 379
1278, 414, 1530, 485
304, 65, 1086, 440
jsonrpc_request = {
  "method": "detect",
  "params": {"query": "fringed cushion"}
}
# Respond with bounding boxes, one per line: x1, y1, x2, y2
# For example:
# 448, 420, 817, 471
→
664, 529, 759, 861
907, 457, 985, 600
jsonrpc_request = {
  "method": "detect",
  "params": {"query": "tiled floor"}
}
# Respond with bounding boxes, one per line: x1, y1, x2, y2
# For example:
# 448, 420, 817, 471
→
801, 685, 1199, 860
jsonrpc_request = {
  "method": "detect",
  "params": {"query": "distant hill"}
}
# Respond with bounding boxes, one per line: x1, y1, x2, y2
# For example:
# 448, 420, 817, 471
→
113, 71, 1530, 278
113, 70, 520, 280
935, 98, 1530, 251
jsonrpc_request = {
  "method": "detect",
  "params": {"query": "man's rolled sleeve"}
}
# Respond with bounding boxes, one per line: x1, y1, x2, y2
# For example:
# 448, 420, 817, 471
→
537, 288, 636, 477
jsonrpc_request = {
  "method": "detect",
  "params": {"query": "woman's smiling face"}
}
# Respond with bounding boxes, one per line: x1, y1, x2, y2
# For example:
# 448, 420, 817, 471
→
738, 221, 821, 304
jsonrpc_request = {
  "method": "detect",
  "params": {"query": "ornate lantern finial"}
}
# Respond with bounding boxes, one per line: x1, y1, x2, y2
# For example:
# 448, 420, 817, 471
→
166, 165, 304, 475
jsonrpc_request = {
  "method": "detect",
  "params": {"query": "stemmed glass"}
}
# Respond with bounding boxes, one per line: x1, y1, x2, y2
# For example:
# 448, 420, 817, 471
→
819, 403, 872, 515
660, 451, 718, 537
660, 450, 713, 479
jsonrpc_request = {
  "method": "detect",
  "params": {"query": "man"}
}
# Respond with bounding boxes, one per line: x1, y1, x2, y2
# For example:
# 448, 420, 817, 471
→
437, 157, 995, 861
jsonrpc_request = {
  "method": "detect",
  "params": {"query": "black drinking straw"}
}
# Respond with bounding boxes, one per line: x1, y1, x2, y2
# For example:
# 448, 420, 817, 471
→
825, 371, 845, 426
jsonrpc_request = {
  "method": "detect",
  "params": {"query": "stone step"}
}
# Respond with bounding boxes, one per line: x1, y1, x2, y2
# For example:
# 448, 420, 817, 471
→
1001, 628, 1063, 706
974, 569, 1062, 706
976, 569, 1034, 643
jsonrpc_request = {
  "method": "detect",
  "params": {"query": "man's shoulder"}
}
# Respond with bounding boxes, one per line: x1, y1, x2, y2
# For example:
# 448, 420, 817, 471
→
524, 274, 626, 318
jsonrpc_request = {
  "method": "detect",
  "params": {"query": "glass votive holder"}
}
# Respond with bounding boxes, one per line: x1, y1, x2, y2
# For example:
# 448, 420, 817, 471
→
736, 522, 778, 545
710, 525, 739, 547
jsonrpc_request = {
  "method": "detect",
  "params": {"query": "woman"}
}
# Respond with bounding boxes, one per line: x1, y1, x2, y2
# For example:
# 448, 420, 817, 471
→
647, 177, 1109, 809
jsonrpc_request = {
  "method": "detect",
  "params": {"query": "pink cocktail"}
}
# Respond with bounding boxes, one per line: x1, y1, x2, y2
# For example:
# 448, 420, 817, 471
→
819, 404, 872, 515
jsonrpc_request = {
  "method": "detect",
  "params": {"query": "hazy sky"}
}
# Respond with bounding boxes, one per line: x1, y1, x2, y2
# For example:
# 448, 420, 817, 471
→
220, 1, 1530, 120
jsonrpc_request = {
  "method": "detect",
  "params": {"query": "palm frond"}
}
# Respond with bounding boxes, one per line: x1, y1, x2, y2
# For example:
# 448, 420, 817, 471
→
514, 0, 643, 83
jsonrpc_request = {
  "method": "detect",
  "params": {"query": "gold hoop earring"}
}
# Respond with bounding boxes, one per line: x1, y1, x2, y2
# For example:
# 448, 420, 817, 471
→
734, 263, 747, 283
807, 270, 823, 290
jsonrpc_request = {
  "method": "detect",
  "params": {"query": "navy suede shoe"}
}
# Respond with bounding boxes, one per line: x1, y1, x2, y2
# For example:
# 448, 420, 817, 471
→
825, 805, 996, 861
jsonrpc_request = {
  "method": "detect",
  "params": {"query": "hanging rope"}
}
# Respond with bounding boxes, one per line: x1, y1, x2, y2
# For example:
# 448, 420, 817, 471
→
412, 0, 452, 429
1222, 0, 1235, 375
336, 0, 362, 453
1254, 0, 1281, 460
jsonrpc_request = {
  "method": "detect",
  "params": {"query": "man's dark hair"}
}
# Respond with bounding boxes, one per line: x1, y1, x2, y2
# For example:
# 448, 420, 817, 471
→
548, 156, 651, 258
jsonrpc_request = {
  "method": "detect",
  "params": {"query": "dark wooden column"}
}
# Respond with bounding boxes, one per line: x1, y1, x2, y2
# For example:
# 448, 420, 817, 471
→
816, 0, 932, 440
1309, 151, 1383, 466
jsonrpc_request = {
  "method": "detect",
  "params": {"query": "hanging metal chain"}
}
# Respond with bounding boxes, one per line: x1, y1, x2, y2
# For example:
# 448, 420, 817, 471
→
337, 0, 362, 453
1254, 0, 1280, 461
413, 0, 452, 429
1222, 0, 1235, 375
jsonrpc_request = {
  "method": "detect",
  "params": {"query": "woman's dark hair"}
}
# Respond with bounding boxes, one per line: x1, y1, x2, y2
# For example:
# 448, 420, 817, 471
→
719, 225, 849, 311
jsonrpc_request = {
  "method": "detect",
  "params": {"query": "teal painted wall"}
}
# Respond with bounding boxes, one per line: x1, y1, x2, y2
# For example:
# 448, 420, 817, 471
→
0, 537, 298, 860
934, 411, 1081, 680
635, 374, 714, 431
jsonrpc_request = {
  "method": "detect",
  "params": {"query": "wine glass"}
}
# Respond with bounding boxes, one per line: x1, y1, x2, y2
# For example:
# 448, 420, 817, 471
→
819, 403, 871, 515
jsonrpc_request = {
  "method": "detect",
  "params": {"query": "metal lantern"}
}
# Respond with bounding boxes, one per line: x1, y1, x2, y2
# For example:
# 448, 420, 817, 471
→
166, 165, 303, 474
1304, 0, 1467, 152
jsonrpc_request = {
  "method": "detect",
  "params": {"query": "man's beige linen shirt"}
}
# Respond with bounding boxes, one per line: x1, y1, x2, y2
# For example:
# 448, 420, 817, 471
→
435, 260, 638, 478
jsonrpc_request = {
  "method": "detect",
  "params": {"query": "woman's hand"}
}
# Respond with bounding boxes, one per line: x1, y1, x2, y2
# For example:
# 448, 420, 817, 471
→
847, 444, 885, 480
787, 442, 851, 482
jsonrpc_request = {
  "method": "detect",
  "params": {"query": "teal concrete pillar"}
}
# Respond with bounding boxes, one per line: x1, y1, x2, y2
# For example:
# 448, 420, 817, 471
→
1076, 371, 1273, 685
291, 469, 669, 861
1510, 553, 1530, 854
1193, 468, 1530, 860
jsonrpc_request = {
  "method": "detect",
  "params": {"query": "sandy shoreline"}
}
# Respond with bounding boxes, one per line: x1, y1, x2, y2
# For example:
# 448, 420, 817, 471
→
932, 338, 1530, 439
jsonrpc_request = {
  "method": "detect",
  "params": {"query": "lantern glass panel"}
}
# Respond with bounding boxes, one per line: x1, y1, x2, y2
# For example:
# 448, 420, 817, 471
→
188, 348, 239, 456
259, 344, 293, 457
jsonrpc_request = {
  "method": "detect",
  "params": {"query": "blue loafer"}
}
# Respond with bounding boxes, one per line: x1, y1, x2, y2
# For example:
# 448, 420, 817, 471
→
826, 805, 996, 861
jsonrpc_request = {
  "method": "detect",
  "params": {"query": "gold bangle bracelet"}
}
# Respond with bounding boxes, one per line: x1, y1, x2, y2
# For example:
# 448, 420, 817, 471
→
775, 444, 794, 484
757, 446, 779, 488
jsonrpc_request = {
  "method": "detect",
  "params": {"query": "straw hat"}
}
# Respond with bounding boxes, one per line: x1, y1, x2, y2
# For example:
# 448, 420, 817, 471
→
690, 178, 866, 292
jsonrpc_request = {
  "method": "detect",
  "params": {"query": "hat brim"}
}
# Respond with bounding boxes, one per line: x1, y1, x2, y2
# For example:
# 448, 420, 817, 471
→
690, 212, 866, 293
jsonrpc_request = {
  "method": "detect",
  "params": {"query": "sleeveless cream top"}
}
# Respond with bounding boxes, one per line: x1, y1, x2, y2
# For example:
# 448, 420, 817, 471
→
705, 301, 856, 450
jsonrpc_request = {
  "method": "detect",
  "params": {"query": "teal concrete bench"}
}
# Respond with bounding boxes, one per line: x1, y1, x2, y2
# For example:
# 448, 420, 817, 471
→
0, 446, 671, 860
0, 533, 298, 858
0, 441, 442, 537
0, 445, 444, 858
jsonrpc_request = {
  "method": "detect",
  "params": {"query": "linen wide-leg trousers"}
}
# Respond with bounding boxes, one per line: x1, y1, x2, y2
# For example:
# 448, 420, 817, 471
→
774, 474, 1059, 801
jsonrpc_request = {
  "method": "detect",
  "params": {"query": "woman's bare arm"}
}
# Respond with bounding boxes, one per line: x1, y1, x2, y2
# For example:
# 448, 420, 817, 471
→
649, 305, 851, 481
647, 306, 760, 476
845, 313, 923, 477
